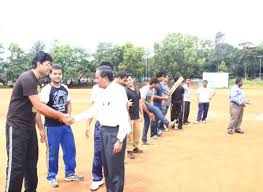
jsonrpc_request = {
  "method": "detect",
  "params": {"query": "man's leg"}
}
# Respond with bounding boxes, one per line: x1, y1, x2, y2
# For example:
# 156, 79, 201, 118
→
100, 126, 126, 192
158, 105, 168, 131
196, 103, 204, 122
61, 125, 77, 179
174, 102, 180, 122
235, 107, 244, 132
142, 112, 150, 144
227, 102, 240, 133
46, 126, 61, 181
171, 103, 176, 122
5, 125, 28, 192
24, 129, 39, 192
146, 102, 170, 127
92, 121, 103, 181
133, 119, 141, 150
183, 101, 190, 123
150, 117, 159, 137
177, 102, 183, 129
127, 120, 135, 159
202, 103, 210, 121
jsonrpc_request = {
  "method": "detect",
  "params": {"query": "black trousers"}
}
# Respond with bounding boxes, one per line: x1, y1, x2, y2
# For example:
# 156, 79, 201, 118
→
100, 126, 126, 192
5, 124, 38, 192
171, 102, 183, 129
183, 101, 190, 123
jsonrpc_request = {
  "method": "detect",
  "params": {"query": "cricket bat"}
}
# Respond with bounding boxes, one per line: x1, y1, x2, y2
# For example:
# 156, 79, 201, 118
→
168, 76, 184, 96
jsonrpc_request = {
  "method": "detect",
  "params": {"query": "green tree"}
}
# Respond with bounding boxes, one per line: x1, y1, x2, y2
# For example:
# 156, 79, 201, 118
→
50, 44, 92, 83
153, 33, 208, 78
117, 43, 145, 78
5, 43, 29, 82
0, 43, 7, 84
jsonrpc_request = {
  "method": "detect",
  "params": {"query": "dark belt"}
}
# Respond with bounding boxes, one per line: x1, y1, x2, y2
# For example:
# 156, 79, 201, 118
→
230, 101, 239, 105
101, 125, 119, 129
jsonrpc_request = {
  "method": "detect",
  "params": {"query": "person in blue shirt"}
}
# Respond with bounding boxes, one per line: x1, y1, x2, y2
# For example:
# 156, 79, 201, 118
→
227, 78, 250, 134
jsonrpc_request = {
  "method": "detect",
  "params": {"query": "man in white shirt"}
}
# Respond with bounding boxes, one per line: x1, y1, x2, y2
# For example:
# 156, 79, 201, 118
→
183, 78, 191, 124
86, 83, 105, 191
76, 62, 130, 192
195, 80, 215, 123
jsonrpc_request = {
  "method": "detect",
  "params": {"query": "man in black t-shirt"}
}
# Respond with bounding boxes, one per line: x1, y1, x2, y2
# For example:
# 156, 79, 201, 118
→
5, 51, 74, 192
125, 75, 144, 159
171, 77, 185, 129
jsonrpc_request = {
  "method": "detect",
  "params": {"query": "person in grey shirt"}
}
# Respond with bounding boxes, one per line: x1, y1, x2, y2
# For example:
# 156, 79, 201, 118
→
227, 78, 250, 134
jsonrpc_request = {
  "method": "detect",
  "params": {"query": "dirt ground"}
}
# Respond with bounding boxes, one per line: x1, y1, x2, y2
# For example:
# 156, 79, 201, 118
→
1, 88, 263, 192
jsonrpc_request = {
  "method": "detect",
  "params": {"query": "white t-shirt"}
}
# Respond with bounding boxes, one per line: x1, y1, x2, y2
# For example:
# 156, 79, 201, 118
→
197, 87, 213, 103
140, 85, 155, 102
40, 84, 71, 104
183, 84, 191, 102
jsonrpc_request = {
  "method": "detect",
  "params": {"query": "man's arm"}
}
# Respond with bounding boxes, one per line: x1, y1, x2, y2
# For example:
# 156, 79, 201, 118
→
209, 89, 216, 100
140, 99, 155, 120
29, 95, 74, 125
35, 112, 46, 143
152, 95, 168, 101
67, 101, 72, 115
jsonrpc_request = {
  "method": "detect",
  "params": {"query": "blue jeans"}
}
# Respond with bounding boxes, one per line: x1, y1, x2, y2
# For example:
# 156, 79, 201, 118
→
92, 121, 103, 182
197, 102, 210, 122
158, 105, 169, 130
46, 125, 76, 180
142, 102, 170, 143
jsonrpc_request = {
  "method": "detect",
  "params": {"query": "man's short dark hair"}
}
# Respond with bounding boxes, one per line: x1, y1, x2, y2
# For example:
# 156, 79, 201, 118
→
115, 71, 128, 79
235, 78, 242, 84
149, 77, 158, 85
97, 65, 114, 82
202, 79, 208, 83
99, 61, 114, 70
52, 64, 63, 73
173, 76, 179, 82
156, 72, 166, 78
32, 51, 53, 69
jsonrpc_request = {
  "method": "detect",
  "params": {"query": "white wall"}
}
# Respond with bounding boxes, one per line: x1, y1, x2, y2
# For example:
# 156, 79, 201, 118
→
203, 72, 229, 88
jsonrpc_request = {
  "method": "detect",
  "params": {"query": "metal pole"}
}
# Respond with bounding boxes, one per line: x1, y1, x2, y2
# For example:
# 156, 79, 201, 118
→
260, 57, 262, 80
257, 55, 263, 80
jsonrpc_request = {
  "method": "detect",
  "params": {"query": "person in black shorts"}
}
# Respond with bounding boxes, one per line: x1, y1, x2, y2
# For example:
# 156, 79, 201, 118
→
5, 51, 74, 192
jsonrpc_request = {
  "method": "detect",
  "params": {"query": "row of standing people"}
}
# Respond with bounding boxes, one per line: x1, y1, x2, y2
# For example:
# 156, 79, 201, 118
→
4, 50, 248, 192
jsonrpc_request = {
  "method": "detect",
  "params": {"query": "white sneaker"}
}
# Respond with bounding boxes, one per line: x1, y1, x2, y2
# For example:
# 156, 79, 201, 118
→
202, 120, 206, 123
163, 128, 169, 132
90, 180, 104, 191
167, 120, 177, 129
48, 179, 59, 188
194, 121, 200, 124
150, 135, 158, 139
64, 173, 84, 181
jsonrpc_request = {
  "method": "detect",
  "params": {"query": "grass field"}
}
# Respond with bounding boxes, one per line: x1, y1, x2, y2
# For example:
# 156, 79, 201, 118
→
1, 87, 263, 192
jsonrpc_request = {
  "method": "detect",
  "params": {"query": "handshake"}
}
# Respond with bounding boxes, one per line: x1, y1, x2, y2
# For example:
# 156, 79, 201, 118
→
58, 114, 75, 125
58, 111, 91, 125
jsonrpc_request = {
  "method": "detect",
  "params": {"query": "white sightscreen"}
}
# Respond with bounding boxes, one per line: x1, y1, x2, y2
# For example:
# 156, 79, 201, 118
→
202, 72, 229, 88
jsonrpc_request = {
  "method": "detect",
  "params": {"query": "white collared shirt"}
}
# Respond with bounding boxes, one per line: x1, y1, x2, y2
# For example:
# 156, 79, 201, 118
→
84, 82, 131, 142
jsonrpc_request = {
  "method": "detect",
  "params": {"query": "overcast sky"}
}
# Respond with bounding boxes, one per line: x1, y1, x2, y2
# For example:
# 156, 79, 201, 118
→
0, 0, 262, 51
